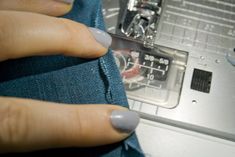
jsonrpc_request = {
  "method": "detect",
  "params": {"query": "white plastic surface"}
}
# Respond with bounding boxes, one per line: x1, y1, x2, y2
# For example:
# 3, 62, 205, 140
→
136, 119, 235, 157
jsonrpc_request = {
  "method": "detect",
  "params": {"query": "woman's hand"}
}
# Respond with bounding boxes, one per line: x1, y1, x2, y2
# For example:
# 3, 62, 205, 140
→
0, 0, 139, 153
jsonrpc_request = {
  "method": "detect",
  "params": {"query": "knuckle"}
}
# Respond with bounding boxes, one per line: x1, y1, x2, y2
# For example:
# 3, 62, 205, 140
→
0, 13, 9, 42
57, 18, 84, 54
58, 18, 84, 41
57, 18, 100, 58
0, 99, 29, 145
0, 15, 6, 57
0, 12, 13, 61
73, 109, 83, 138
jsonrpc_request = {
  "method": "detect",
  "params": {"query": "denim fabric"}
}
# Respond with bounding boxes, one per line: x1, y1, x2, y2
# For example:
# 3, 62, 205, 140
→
0, 0, 144, 156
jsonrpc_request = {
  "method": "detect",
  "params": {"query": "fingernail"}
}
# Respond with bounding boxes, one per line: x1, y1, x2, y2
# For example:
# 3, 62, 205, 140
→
56, 0, 75, 4
88, 27, 112, 49
110, 110, 140, 133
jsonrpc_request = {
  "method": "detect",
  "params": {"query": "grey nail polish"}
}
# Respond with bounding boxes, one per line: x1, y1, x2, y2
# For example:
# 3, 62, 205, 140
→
88, 27, 112, 49
56, 0, 75, 4
110, 110, 140, 133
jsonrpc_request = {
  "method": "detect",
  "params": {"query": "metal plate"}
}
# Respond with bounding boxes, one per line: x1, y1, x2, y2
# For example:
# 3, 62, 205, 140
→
102, 0, 235, 142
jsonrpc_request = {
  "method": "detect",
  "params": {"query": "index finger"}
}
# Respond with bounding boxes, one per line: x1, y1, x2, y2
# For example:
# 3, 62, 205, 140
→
0, 0, 74, 16
0, 11, 112, 61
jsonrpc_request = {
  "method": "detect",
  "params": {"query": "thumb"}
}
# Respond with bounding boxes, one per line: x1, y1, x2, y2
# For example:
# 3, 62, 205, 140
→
0, 97, 139, 153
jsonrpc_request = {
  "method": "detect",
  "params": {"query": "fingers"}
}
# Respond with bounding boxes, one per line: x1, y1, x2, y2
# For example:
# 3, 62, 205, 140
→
0, 97, 139, 153
0, 0, 74, 16
0, 11, 112, 62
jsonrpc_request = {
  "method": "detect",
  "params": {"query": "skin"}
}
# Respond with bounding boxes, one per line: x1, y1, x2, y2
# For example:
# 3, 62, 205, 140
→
0, 0, 131, 153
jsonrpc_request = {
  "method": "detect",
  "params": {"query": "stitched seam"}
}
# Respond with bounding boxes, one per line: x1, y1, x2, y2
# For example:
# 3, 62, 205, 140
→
99, 57, 113, 104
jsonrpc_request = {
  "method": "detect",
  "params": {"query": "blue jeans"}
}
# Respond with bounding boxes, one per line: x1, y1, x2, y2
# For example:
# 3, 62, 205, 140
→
0, 0, 144, 156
